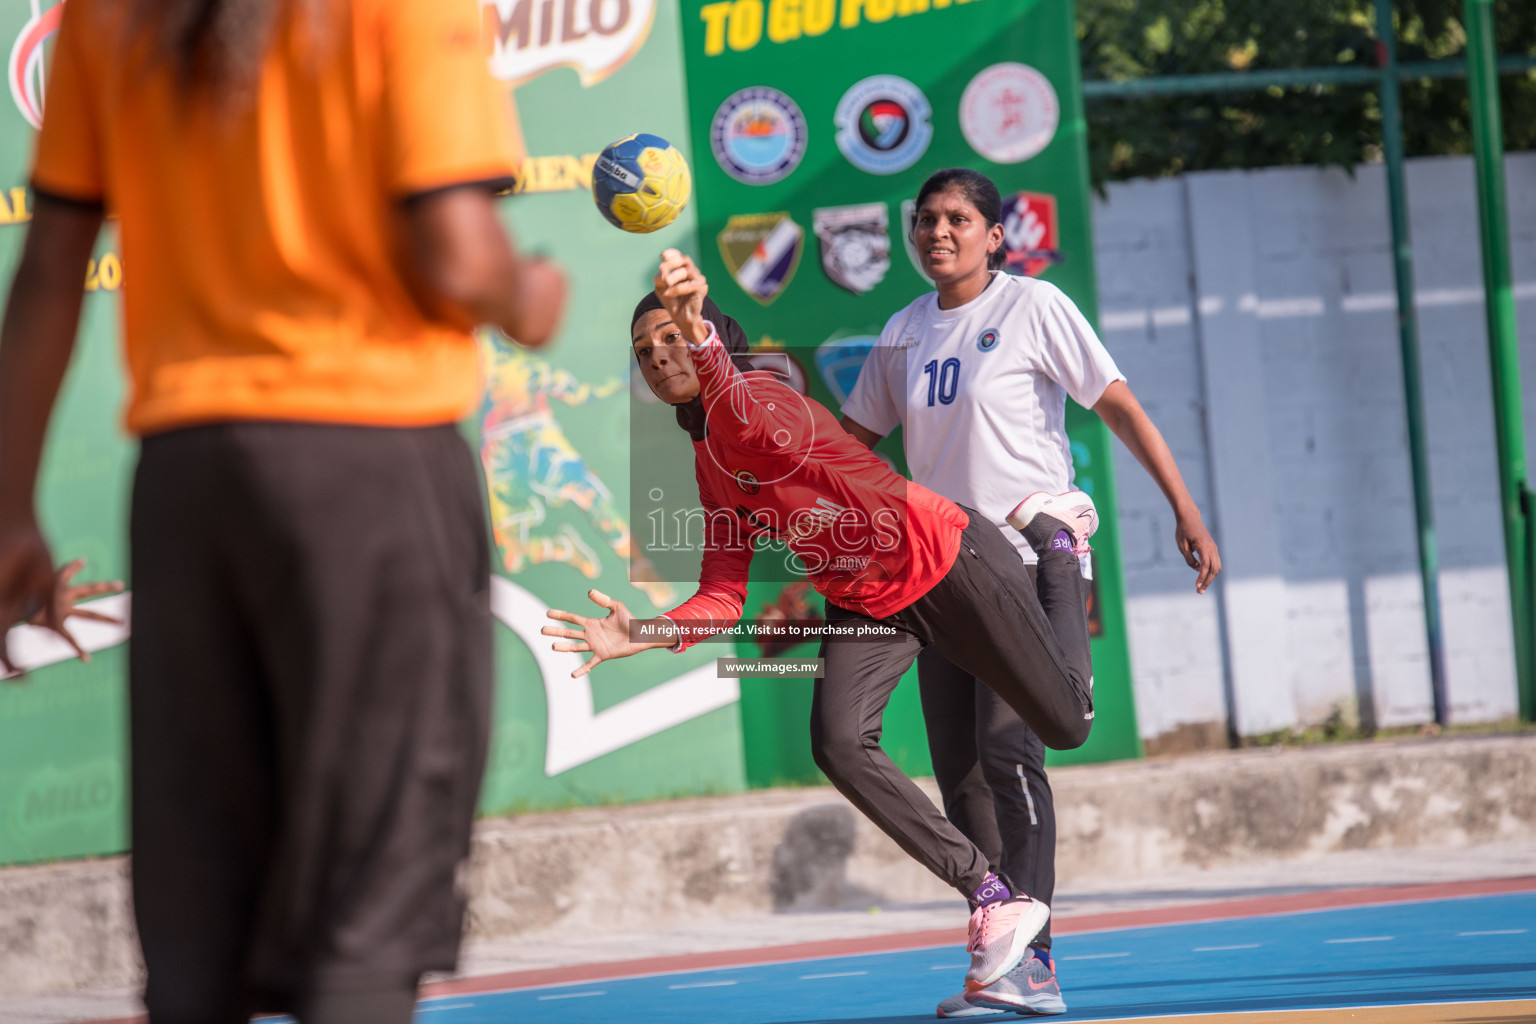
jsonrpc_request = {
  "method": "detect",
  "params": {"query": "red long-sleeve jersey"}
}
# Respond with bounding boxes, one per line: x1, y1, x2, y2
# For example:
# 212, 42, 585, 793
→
661, 320, 967, 649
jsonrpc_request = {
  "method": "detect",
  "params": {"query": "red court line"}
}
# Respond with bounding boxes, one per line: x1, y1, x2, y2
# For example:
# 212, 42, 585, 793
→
421, 874, 1536, 998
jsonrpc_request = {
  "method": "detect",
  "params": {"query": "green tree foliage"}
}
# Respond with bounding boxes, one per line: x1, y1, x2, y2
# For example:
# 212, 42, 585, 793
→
1079, 0, 1536, 185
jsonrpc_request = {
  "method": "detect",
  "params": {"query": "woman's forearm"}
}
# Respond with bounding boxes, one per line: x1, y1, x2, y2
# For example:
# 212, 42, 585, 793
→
0, 200, 101, 523
1094, 381, 1198, 519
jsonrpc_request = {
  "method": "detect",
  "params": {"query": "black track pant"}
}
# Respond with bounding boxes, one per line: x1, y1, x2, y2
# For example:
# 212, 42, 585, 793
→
130, 423, 492, 1024
811, 506, 1093, 900
918, 564, 1079, 949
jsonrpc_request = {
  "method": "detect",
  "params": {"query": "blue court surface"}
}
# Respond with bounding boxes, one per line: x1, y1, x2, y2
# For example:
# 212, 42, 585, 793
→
411, 892, 1536, 1023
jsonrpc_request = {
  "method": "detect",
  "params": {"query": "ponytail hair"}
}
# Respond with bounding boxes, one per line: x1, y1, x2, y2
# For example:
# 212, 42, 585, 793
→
914, 168, 1006, 271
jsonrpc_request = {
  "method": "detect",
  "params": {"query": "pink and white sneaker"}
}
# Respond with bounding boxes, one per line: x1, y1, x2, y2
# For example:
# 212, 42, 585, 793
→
1007, 491, 1098, 557
964, 896, 1050, 992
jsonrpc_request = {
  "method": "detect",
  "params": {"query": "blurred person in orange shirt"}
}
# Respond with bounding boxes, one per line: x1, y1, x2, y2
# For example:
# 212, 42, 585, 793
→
0, 0, 564, 1020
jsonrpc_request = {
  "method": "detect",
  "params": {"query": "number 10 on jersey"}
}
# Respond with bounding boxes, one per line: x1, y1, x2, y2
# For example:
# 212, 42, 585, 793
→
924, 358, 960, 407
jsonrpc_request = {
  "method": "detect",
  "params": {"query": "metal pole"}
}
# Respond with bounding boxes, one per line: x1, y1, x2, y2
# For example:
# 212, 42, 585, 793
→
1375, 0, 1450, 725
1463, 0, 1534, 719
1079, 55, 1536, 101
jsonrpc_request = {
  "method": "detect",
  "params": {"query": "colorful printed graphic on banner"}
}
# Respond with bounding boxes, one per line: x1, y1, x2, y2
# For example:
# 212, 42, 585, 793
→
813, 203, 890, 295
959, 63, 1059, 165
483, 0, 658, 86
718, 212, 803, 304
833, 75, 932, 175
1000, 190, 1062, 278
9, 0, 61, 129
710, 86, 807, 185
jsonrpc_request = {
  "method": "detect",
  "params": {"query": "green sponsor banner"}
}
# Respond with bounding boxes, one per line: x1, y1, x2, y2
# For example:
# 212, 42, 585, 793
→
0, 0, 1143, 868
0, 0, 746, 868
476, 0, 748, 815
675, 0, 1142, 775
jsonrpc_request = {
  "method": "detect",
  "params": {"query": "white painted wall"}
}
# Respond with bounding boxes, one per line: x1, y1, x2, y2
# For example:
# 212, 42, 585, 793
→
1092, 153, 1534, 744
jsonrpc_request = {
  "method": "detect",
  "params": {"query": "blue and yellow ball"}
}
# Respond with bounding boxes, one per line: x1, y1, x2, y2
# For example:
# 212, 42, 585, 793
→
592, 133, 691, 234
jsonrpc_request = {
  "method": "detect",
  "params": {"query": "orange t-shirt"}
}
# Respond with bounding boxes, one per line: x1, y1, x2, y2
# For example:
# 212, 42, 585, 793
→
31, 0, 523, 436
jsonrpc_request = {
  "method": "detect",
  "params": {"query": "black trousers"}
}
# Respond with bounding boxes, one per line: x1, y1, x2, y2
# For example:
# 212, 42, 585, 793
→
918, 563, 1078, 950
129, 422, 493, 1024
811, 507, 1092, 901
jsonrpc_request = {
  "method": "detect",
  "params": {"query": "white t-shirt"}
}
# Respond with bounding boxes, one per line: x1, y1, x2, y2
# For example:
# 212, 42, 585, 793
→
841, 272, 1124, 564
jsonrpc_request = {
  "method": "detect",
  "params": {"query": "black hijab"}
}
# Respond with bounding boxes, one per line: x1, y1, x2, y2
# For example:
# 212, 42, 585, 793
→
631, 292, 757, 441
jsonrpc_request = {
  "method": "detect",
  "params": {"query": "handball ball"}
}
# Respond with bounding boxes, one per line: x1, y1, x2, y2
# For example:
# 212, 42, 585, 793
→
593, 133, 691, 234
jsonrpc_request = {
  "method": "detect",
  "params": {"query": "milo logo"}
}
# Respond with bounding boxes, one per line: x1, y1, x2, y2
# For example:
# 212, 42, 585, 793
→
11, 760, 122, 839
483, 0, 657, 87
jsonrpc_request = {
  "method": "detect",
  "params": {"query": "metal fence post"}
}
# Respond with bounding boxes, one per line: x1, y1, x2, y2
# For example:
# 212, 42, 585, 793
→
1375, 0, 1449, 725
1463, 0, 1534, 719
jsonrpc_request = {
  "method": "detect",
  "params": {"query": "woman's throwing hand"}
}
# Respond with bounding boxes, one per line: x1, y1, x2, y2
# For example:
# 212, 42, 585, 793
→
542, 589, 677, 678
654, 249, 710, 347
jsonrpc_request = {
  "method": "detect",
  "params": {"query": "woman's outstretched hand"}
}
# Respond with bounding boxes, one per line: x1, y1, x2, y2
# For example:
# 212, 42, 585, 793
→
542, 589, 675, 678
654, 249, 709, 347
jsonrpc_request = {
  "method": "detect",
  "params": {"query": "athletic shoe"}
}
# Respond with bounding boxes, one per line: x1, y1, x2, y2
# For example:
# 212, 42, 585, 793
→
964, 896, 1050, 991
936, 990, 1006, 1017
966, 949, 1067, 1016
1006, 491, 1098, 557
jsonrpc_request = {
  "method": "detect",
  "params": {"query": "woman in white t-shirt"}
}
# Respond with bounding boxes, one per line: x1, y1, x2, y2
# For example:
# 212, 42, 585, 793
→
840, 168, 1220, 1018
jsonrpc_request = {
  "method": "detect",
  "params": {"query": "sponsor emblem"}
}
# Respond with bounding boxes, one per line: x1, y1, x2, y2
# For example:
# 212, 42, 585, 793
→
812, 203, 890, 295
10, 0, 63, 129
711, 86, 807, 185
717, 212, 803, 305
833, 75, 932, 175
734, 469, 761, 494
898, 199, 926, 279
483, 0, 656, 87
959, 62, 1060, 165
1001, 191, 1062, 278
745, 350, 810, 396
976, 328, 1000, 352
814, 335, 878, 404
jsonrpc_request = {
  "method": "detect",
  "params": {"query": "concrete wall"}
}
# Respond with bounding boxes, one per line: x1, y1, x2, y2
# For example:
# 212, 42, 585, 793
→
1094, 154, 1536, 749
5, 735, 1532, 998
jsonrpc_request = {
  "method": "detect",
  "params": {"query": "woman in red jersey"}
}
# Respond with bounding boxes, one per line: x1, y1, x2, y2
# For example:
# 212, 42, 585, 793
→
545, 250, 1096, 993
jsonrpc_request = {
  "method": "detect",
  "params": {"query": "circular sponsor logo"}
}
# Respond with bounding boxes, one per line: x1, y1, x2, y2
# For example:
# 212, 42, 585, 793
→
833, 75, 932, 176
734, 469, 761, 495
976, 328, 1000, 352
711, 87, 808, 185
959, 63, 1059, 165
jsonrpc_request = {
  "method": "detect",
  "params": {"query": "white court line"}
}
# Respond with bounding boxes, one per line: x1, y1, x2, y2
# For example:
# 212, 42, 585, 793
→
799, 971, 868, 979
930, 964, 964, 970
669, 981, 738, 989
1059, 952, 1130, 961
418, 1005, 475, 1012
536, 990, 606, 1000
1325, 936, 1394, 944
1193, 944, 1261, 952
1459, 929, 1528, 936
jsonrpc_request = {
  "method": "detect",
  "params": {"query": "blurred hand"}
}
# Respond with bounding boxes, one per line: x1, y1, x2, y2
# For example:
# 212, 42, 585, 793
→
1176, 512, 1221, 594
508, 255, 567, 349
0, 520, 55, 674
1, 537, 124, 675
